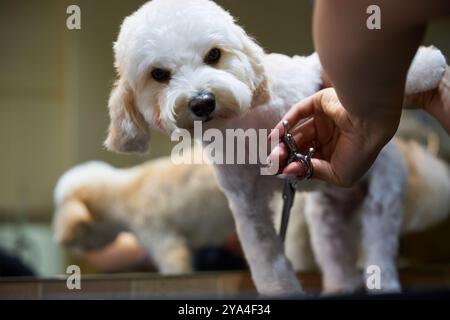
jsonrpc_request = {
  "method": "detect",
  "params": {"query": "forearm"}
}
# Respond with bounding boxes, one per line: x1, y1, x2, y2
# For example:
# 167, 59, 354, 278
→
312, 0, 450, 144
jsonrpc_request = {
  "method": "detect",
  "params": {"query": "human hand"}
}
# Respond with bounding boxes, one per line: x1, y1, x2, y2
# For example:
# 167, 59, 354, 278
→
268, 88, 397, 187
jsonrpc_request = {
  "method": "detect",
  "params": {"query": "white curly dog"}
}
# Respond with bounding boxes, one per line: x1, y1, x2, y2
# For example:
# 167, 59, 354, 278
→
104, 0, 449, 295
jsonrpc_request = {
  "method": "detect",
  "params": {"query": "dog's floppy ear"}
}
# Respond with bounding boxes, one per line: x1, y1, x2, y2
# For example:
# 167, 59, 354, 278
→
104, 78, 150, 153
236, 26, 270, 106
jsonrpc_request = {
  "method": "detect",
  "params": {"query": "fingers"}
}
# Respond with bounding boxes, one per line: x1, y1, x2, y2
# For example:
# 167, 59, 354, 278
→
268, 89, 348, 184
268, 94, 317, 142
281, 161, 306, 178
280, 158, 330, 182
267, 117, 317, 173
279, 158, 341, 186
289, 117, 316, 148
268, 142, 289, 166
268, 91, 327, 176
268, 88, 337, 141
283, 92, 323, 125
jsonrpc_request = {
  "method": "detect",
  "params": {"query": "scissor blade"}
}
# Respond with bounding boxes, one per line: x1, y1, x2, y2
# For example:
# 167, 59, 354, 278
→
279, 180, 295, 242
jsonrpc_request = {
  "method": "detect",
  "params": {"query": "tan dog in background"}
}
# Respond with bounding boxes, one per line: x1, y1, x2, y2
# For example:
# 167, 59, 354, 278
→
53, 155, 234, 274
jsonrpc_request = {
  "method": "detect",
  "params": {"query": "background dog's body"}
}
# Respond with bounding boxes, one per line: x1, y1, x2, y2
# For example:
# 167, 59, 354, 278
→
53, 156, 235, 274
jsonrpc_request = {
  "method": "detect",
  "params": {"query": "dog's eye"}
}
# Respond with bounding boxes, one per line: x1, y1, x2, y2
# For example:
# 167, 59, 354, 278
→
151, 68, 171, 82
204, 48, 221, 65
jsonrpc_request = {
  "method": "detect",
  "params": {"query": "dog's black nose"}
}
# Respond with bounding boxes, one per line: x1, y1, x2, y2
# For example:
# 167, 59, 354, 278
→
189, 92, 215, 118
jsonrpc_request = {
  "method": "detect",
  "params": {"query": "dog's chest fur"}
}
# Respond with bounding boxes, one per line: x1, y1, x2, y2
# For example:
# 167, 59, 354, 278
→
263, 53, 323, 110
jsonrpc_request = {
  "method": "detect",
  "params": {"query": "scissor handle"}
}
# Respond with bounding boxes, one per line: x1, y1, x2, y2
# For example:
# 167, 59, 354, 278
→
281, 120, 315, 180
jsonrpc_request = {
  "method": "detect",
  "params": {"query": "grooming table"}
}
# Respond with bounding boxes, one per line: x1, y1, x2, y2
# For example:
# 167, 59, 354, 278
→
1, 267, 450, 299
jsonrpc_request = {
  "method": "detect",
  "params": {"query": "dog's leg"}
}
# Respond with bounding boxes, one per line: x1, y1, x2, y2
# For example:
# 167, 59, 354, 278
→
215, 165, 302, 295
138, 229, 192, 274
228, 192, 302, 295
360, 143, 406, 293
282, 194, 317, 272
304, 189, 363, 294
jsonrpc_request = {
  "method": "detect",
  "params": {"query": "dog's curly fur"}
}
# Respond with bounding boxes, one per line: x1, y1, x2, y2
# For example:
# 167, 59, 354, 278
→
104, 0, 449, 295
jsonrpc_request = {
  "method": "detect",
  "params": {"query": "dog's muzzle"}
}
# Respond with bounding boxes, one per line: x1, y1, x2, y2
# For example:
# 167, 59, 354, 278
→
188, 92, 215, 118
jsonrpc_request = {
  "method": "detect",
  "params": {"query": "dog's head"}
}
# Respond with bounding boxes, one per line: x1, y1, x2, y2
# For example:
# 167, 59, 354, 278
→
53, 199, 127, 253
53, 162, 127, 253
105, 0, 269, 153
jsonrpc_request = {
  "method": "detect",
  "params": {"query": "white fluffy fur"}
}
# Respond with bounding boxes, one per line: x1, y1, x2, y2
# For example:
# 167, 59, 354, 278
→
405, 46, 447, 94
105, 0, 449, 295
54, 161, 137, 206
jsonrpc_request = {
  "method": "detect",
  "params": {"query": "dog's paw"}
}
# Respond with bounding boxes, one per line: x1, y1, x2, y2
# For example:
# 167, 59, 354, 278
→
254, 255, 305, 297
366, 279, 401, 294
258, 285, 304, 298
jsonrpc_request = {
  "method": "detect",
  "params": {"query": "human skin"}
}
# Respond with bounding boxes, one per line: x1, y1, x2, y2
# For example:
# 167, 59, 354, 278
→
268, 0, 450, 186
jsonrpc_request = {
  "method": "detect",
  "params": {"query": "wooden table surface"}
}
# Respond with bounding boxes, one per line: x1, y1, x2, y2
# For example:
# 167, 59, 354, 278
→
1, 266, 450, 299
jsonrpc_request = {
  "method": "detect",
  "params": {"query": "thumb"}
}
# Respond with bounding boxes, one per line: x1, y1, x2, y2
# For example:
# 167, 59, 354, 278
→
317, 89, 349, 127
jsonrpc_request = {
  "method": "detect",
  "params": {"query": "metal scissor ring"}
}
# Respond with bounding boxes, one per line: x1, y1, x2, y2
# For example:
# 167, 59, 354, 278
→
282, 120, 315, 183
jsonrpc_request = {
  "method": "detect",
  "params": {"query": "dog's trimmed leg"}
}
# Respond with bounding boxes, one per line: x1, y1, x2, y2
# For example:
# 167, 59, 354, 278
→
215, 165, 302, 295
228, 194, 302, 295
282, 195, 317, 272
360, 143, 406, 293
305, 189, 363, 294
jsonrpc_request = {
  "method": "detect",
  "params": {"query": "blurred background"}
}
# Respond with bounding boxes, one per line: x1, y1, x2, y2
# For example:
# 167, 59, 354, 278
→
0, 0, 449, 280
